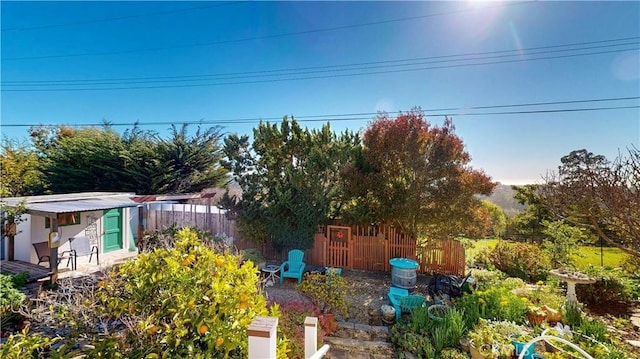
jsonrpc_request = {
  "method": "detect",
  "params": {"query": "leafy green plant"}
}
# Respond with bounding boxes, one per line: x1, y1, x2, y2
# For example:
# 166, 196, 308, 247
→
542, 220, 588, 267
501, 277, 526, 290
9, 271, 30, 288
391, 306, 465, 357
0, 327, 66, 359
455, 293, 484, 330
96, 227, 288, 358
240, 248, 265, 267
467, 319, 522, 357
439, 348, 470, 359
576, 265, 638, 306
577, 317, 609, 344
296, 271, 350, 319
0, 273, 26, 329
390, 325, 436, 359
469, 286, 528, 324
443, 308, 465, 348
431, 326, 448, 352
562, 302, 584, 328
471, 268, 507, 290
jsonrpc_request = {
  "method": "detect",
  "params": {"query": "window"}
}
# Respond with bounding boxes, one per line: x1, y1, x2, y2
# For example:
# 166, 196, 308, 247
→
45, 213, 81, 228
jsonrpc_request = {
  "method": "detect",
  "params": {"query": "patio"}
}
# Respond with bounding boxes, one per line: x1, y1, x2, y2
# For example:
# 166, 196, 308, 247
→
0, 249, 138, 282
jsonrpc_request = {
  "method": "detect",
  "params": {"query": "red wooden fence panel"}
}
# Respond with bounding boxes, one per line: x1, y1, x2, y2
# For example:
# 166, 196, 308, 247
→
233, 222, 464, 276
416, 239, 466, 277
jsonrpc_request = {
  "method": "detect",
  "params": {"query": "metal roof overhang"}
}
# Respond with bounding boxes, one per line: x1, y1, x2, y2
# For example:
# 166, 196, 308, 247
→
1, 192, 140, 217
24, 200, 140, 217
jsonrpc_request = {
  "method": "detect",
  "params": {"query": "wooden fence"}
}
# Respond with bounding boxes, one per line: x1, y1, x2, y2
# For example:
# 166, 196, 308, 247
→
236, 223, 465, 276
145, 203, 239, 240
416, 239, 466, 277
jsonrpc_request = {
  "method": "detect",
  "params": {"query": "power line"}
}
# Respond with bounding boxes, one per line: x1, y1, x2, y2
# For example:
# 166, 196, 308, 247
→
2, 1, 535, 61
2, 98, 637, 128
4, 46, 638, 92
0, 1, 248, 32
4, 37, 638, 86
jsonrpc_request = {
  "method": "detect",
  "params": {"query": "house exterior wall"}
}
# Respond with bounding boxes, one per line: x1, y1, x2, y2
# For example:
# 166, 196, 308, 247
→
14, 208, 134, 263
13, 214, 32, 262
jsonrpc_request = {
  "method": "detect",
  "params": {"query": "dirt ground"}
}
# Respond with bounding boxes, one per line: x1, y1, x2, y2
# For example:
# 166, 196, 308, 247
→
266, 269, 434, 325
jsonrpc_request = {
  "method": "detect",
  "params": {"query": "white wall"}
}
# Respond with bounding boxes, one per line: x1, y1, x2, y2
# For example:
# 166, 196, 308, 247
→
13, 208, 135, 263
14, 214, 32, 262
24, 210, 104, 263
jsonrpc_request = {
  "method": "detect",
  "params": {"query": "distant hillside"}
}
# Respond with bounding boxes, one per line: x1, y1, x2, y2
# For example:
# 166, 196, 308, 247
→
481, 184, 527, 217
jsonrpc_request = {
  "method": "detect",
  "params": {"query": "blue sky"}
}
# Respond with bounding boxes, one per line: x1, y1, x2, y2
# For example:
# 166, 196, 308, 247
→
1, 1, 639, 185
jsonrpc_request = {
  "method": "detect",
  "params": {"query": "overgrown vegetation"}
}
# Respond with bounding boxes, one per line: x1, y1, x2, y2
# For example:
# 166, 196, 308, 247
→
222, 117, 360, 251
0, 272, 28, 329
486, 241, 551, 282
0, 228, 290, 358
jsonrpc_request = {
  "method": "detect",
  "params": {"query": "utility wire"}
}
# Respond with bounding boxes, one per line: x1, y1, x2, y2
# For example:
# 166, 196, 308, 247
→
4, 39, 637, 87
4, 46, 637, 92
2, 1, 535, 61
2, 98, 637, 128
0, 1, 247, 32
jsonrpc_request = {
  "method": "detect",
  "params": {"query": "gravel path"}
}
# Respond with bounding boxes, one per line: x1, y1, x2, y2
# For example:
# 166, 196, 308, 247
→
265, 270, 433, 325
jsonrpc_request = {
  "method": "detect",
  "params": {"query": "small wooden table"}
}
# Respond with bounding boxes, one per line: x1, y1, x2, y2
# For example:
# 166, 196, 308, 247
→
262, 264, 280, 287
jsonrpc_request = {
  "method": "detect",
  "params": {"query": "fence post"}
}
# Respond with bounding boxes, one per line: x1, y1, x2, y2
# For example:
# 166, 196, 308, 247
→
304, 316, 318, 359
247, 316, 278, 359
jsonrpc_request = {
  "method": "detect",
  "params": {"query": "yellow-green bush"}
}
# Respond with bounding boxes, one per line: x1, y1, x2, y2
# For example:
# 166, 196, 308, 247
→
96, 228, 288, 358
296, 271, 350, 319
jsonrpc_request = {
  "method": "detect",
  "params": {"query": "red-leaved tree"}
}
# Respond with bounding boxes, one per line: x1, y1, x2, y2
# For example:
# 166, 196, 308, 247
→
341, 108, 495, 240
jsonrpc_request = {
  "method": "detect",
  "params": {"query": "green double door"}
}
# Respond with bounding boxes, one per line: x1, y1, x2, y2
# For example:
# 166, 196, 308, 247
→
103, 208, 123, 253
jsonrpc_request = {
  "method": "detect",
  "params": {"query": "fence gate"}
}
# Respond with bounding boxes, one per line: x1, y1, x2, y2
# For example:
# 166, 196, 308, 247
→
326, 225, 352, 269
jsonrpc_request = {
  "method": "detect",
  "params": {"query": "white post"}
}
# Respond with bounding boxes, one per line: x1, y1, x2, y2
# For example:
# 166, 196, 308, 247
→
304, 316, 318, 359
248, 316, 278, 359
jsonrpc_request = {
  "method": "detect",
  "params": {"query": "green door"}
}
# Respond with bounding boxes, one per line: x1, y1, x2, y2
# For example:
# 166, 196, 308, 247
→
103, 208, 123, 253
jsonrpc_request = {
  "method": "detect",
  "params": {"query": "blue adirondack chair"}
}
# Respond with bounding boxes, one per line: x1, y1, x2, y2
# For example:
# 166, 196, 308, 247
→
279, 249, 306, 285
388, 287, 425, 321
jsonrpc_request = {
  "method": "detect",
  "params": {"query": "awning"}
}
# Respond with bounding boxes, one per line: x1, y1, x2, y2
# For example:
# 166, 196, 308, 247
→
1, 192, 139, 217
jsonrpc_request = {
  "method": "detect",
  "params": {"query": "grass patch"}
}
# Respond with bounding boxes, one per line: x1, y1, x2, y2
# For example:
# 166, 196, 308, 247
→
573, 245, 628, 269
464, 238, 499, 263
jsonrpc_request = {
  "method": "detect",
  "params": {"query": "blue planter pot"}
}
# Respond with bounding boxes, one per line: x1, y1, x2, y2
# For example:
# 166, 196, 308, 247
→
511, 339, 537, 358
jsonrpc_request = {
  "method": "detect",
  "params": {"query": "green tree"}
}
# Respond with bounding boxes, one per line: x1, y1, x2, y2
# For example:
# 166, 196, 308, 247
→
481, 200, 507, 237
508, 184, 551, 242
540, 148, 640, 258
29, 124, 227, 194
541, 220, 589, 267
342, 109, 495, 239
153, 125, 228, 194
30, 125, 130, 193
0, 140, 45, 197
222, 117, 360, 251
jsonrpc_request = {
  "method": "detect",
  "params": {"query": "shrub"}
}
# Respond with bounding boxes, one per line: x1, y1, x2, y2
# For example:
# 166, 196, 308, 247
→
472, 247, 495, 269
621, 255, 640, 279
489, 241, 551, 282
10, 271, 30, 288
96, 227, 288, 358
471, 268, 507, 290
275, 301, 324, 359
0, 273, 26, 329
455, 286, 528, 327
296, 271, 350, 319
502, 277, 526, 290
576, 265, 637, 306
0, 328, 65, 359
241, 248, 265, 267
